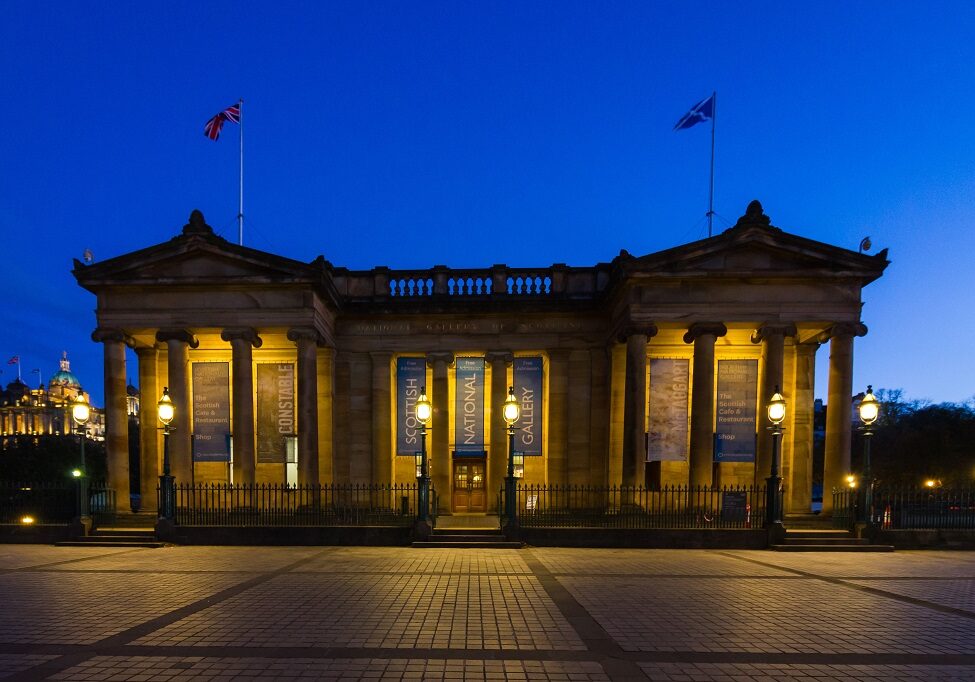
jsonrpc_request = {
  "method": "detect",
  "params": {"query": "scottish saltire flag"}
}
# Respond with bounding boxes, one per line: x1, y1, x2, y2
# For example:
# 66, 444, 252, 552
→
7, 356, 18, 365
674, 94, 714, 130
204, 103, 241, 141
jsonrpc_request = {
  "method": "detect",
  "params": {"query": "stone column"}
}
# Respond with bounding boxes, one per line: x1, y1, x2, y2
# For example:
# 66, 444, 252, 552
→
684, 323, 727, 487
370, 351, 393, 486
486, 351, 512, 513
317, 347, 335, 484
288, 328, 321, 486
221, 328, 262, 485
156, 330, 198, 483
92, 328, 132, 505
348, 353, 373, 483
621, 325, 657, 488
567, 349, 592, 486
332, 353, 351, 482
427, 352, 453, 514
548, 349, 570, 486
136, 346, 160, 512
751, 323, 796, 486
821, 323, 866, 514
790, 342, 818, 513
588, 347, 610, 487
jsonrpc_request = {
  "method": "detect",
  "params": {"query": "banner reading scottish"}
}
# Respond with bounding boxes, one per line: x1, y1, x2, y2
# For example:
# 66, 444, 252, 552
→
714, 359, 758, 462
396, 357, 426, 455
256, 363, 295, 464
513, 356, 543, 456
647, 358, 689, 462
454, 357, 485, 455
191, 362, 230, 462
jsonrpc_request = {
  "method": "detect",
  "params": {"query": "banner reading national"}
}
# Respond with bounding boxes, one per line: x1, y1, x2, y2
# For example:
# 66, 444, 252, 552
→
454, 357, 485, 455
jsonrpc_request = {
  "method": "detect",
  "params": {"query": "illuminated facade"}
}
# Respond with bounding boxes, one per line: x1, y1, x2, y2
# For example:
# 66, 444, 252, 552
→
74, 201, 888, 515
0, 353, 105, 441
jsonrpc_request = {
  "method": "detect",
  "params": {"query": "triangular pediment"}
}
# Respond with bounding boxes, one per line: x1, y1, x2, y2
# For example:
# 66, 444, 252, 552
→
624, 201, 888, 282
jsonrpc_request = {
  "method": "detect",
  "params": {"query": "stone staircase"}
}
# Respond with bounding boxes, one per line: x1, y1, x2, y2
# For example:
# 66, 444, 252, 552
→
771, 528, 893, 552
56, 512, 165, 548
412, 528, 522, 549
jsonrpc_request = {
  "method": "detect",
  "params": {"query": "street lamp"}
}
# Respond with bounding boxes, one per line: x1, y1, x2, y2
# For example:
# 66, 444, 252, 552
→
415, 387, 432, 525
157, 387, 175, 520
502, 386, 521, 534
857, 385, 880, 529
765, 387, 786, 534
71, 392, 91, 522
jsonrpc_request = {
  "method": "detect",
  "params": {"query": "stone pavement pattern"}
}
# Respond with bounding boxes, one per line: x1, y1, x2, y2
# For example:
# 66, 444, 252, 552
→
0, 546, 972, 680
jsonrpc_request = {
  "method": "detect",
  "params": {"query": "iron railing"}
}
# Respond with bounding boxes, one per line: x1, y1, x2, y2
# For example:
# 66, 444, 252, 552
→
89, 484, 117, 526
833, 486, 975, 530
0, 481, 75, 524
504, 484, 767, 529
168, 482, 430, 527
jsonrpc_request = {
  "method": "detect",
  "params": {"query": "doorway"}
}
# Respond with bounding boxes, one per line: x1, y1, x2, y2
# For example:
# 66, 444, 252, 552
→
452, 458, 487, 512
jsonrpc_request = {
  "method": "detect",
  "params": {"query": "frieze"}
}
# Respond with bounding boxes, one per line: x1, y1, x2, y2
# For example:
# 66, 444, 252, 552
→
338, 317, 595, 336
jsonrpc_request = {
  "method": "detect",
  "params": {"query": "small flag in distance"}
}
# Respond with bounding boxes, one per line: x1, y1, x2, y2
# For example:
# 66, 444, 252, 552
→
7, 356, 19, 365
204, 102, 241, 141
674, 94, 714, 131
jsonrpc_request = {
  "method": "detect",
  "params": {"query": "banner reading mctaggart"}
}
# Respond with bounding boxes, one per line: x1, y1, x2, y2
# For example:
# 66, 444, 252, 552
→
192, 362, 231, 462
513, 356, 543, 456
257, 363, 295, 464
396, 357, 426, 455
647, 358, 689, 462
714, 359, 758, 462
454, 357, 485, 455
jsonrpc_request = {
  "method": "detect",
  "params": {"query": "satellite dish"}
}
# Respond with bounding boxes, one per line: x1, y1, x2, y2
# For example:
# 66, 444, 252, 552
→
858, 236, 871, 253
83, 249, 94, 264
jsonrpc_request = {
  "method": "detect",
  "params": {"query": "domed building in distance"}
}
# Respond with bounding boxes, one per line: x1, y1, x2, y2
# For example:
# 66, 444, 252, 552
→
0, 353, 106, 441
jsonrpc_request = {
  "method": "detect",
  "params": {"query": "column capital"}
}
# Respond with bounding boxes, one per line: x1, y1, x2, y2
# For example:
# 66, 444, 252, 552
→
92, 327, 136, 348
615, 323, 658, 344
682, 322, 728, 344
750, 323, 798, 344
426, 352, 454, 368
287, 327, 322, 345
485, 351, 513, 366
134, 345, 159, 358
817, 322, 867, 343
221, 327, 263, 348
155, 329, 200, 348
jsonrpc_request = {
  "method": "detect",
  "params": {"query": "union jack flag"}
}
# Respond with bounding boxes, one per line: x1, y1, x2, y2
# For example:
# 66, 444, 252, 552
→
204, 102, 241, 141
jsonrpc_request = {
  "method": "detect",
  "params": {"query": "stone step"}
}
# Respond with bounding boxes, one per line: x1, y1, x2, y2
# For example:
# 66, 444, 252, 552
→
92, 529, 157, 537
433, 527, 502, 535
770, 543, 894, 552
412, 540, 523, 549
55, 540, 166, 548
784, 530, 854, 538
427, 534, 506, 542
782, 536, 869, 545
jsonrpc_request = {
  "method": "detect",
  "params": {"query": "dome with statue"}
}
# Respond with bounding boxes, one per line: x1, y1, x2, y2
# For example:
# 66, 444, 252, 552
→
49, 352, 81, 389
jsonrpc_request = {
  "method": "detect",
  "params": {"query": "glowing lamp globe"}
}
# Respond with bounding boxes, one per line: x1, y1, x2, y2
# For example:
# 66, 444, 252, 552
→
502, 386, 520, 426
157, 387, 175, 425
858, 385, 879, 426
71, 393, 90, 426
767, 388, 786, 426
415, 387, 432, 426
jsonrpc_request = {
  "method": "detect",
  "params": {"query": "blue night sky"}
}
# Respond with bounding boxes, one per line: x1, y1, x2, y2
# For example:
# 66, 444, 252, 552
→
1, 1, 973, 407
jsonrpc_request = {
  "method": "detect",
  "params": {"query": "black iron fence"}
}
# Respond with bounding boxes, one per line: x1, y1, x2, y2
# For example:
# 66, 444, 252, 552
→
168, 482, 431, 527
0, 480, 115, 525
505, 484, 767, 529
832, 486, 975, 530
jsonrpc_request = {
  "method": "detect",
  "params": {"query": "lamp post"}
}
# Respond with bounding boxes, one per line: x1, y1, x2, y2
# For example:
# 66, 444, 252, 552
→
157, 387, 175, 521
857, 385, 879, 531
502, 386, 521, 535
414, 387, 432, 526
765, 387, 786, 537
71, 392, 91, 523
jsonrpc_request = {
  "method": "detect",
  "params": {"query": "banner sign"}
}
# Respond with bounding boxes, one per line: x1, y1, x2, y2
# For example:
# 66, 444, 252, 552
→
454, 357, 485, 455
513, 357, 543, 456
396, 357, 426, 455
192, 362, 231, 462
647, 358, 689, 462
256, 363, 295, 464
714, 359, 758, 462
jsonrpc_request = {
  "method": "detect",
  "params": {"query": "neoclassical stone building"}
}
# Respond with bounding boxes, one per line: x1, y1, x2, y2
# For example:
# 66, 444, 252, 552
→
74, 201, 887, 515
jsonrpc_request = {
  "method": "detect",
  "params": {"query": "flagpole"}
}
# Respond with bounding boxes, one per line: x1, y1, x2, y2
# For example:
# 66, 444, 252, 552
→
707, 91, 716, 238
238, 98, 244, 246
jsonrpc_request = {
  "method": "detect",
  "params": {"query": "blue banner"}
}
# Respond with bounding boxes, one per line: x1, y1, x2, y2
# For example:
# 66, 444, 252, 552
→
454, 357, 485, 455
714, 359, 758, 462
192, 362, 231, 462
396, 357, 426, 456
513, 357, 543, 456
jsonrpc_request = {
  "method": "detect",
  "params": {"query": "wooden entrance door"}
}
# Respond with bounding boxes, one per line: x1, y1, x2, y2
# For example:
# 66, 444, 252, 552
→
452, 459, 487, 512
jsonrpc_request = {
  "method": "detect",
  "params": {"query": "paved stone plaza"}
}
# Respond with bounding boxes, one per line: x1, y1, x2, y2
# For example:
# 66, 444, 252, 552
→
0, 547, 973, 681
